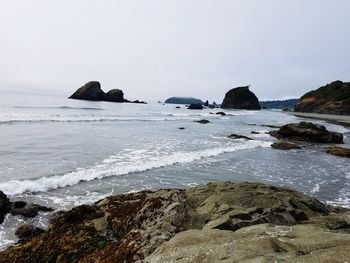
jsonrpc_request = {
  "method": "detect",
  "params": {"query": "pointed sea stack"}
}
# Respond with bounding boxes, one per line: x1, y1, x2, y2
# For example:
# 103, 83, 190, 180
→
221, 86, 261, 110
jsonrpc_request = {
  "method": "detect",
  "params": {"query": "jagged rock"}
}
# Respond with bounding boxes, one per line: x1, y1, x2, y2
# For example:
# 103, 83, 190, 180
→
204, 100, 209, 107
294, 80, 350, 115
104, 89, 124, 102
228, 134, 254, 140
221, 86, 261, 110
1, 182, 349, 263
0, 191, 10, 224
69, 81, 105, 101
194, 119, 210, 124
10, 202, 54, 218
270, 122, 343, 143
323, 146, 350, 158
271, 141, 301, 150
15, 224, 45, 243
187, 103, 203, 110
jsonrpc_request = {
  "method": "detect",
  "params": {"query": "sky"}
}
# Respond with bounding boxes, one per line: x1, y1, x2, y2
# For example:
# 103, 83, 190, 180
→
0, 0, 349, 102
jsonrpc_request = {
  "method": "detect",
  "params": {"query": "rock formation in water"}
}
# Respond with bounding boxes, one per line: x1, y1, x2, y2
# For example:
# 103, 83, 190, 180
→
271, 141, 301, 150
1, 182, 350, 262
270, 122, 343, 143
69, 81, 146, 104
164, 97, 203, 105
221, 86, 261, 110
323, 146, 350, 158
187, 103, 203, 110
294, 80, 350, 115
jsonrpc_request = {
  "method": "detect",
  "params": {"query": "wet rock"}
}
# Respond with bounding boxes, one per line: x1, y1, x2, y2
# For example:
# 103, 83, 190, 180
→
104, 89, 124, 102
188, 103, 203, 110
271, 141, 301, 150
178, 127, 185, 130
0, 191, 10, 224
194, 119, 210, 124
69, 81, 105, 101
251, 131, 260, 134
15, 224, 45, 242
11, 203, 54, 218
175, 106, 181, 109
228, 134, 254, 140
215, 111, 227, 116
270, 122, 343, 143
323, 146, 350, 158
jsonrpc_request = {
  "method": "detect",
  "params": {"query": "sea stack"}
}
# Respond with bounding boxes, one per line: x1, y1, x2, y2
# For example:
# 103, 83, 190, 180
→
69, 81, 105, 101
294, 80, 350, 115
221, 86, 261, 110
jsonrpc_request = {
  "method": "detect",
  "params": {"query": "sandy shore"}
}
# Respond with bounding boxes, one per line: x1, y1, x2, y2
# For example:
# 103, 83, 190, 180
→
290, 112, 350, 127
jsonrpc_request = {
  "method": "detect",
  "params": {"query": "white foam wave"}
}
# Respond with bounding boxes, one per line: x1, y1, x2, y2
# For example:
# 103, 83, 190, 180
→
0, 140, 271, 195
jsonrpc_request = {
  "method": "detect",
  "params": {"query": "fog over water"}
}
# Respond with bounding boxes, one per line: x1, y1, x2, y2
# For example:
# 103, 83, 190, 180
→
1, 1, 350, 101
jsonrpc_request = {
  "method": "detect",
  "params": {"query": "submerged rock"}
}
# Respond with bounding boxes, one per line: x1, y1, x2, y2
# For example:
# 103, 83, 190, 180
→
221, 86, 261, 110
323, 146, 350, 158
1, 182, 350, 262
270, 122, 343, 143
215, 111, 227, 116
228, 134, 254, 140
271, 141, 301, 150
194, 119, 210, 124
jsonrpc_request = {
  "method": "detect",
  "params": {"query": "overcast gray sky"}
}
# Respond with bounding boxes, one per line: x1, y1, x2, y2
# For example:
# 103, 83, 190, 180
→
0, 0, 349, 102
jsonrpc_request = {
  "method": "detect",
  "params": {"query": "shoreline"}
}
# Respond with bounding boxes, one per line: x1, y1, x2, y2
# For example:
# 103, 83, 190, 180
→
289, 112, 350, 128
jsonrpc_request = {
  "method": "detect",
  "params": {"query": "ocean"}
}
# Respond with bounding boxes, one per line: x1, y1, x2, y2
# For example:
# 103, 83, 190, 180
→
0, 92, 349, 249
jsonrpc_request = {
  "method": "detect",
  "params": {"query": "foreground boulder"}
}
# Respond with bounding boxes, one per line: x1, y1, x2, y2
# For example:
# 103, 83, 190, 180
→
323, 146, 350, 158
270, 122, 343, 143
294, 80, 350, 115
221, 86, 261, 110
1, 182, 350, 262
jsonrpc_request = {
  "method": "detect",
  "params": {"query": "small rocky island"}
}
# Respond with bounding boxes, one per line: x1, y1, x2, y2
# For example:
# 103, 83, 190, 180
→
294, 80, 350, 115
1, 182, 350, 262
221, 86, 261, 110
164, 97, 203, 105
69, 81, 146, 104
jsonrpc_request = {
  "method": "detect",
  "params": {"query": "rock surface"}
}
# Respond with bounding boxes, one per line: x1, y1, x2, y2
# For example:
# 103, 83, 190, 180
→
323, 146, 350, 158
194, 119, 210, 124
104, 89, 124, 102
294, 80, 350, 115
2, 182, 349, 262
164, 97, 203, 105
15, 224, 45, 243
228, 134, 254, 140
271, 141, 301, 150
221, 86, 261, 110
270, 122, 343, 143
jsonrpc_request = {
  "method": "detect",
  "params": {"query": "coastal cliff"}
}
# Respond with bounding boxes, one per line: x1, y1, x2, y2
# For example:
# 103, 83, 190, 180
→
294, 80, 350, 115
221, 86, 261, 110
1, 182, 350, 262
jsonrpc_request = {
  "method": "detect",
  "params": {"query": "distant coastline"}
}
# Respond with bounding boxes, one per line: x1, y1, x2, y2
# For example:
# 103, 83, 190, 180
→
289, 112, 350, 127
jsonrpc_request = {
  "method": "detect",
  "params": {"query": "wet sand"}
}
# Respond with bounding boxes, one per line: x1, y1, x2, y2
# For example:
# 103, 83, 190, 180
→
290, 112, 350, 127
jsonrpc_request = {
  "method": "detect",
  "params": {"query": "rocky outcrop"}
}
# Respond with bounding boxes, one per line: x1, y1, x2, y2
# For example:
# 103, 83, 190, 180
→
1, 182, 350, 262
15, 224, 45, 243
187, 103, 203, 110
164, 97, 203, 105
294, 80, 350, 115
323, 146, 350, 158
221, 86, 261, 110
270, 122, 343, 143
0, 191, 53, 224
69, 81, 146, 104
271, 141, 301, 150
104, 89, 124, 102
69, 81, 105, 101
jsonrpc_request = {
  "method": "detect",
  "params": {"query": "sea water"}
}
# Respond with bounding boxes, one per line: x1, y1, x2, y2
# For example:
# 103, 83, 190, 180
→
0, 92, 349, 249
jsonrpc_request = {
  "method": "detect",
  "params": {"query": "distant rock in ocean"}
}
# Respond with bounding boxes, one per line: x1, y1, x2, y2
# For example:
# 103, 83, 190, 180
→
164, 97, 203, 105
221, 86, 261, 110
187, 103, 203, 110
294, 80, 350, 115
69, 81, 146, 104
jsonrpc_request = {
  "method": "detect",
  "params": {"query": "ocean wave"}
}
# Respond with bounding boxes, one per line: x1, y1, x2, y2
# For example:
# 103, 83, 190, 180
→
13, 106, 104, 110
0, 140, 271, 195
